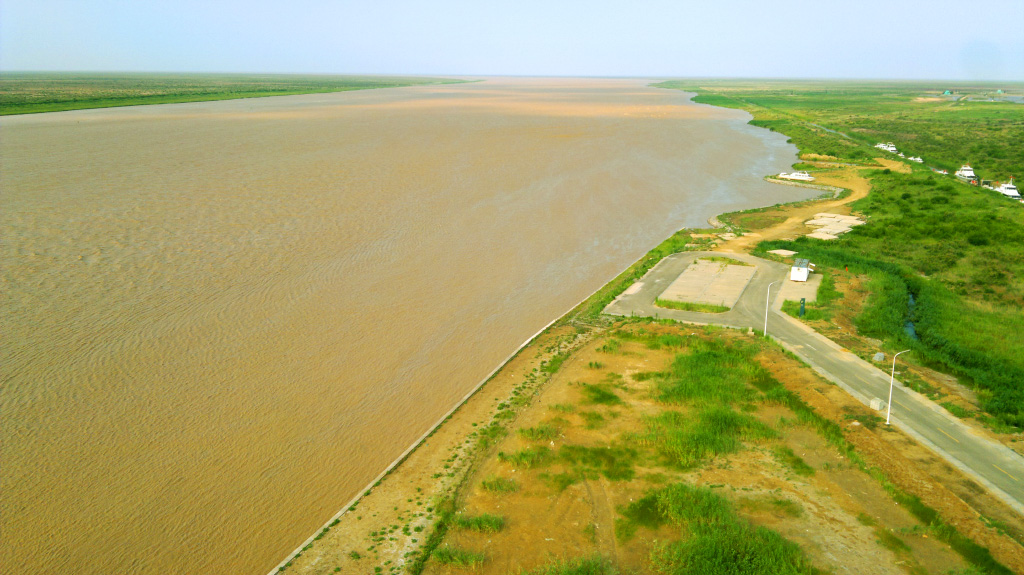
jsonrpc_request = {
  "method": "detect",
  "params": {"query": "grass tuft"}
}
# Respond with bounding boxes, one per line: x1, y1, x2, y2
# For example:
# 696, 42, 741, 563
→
773, 446, 816, 476
580, 383, 624, 405
540, 471, 581, 492
559, 444, 637, 481
519, 424, 561, 442
524, 556, 618, 575
480, 476, 518, 493
644, 406, 776, 468
453, 513, 506, 533
624, 483, 817, 574
655, 299, 731, 313
739, 497, 804, 518
498, 446, 553, 468
543, 352, 570, 374
656, 339, 762, 406
579, 411, 606, 429
476, 422, 507, 448
432, 547, 485, 566
875, 529, 910, 552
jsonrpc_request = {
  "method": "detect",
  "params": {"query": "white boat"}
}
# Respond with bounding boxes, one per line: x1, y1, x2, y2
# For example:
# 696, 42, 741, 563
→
955, 165, 976, 181
997, 177, 1020, 199
909, 156, 923, 163
874, 142, 898, 153
778, 171, 815, 182
898, 152, 905, 158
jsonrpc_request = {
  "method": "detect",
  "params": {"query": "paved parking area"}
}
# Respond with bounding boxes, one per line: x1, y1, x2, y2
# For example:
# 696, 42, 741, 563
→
777, 274, 822, 303
659, 258, 756, 308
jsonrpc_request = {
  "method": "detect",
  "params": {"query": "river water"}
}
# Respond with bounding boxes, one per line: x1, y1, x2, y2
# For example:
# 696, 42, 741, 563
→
0, 78, 812, 574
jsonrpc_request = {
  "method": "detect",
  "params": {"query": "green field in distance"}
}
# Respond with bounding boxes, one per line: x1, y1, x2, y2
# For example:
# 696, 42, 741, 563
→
0, 72, 467, 115
657, 79, 1024, 429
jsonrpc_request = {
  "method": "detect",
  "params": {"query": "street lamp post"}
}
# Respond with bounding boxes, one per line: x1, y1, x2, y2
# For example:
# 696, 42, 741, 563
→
886, 349, 911, 425
764, 280, 778, 337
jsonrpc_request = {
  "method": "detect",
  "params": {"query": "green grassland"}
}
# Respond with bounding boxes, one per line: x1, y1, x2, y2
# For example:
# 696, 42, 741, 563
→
656, 80, 1024, 428
656, 79, 1024, 181
0, 72, 466, 115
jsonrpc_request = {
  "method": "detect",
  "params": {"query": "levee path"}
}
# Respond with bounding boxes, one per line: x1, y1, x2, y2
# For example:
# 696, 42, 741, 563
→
604, 250, 1024, 515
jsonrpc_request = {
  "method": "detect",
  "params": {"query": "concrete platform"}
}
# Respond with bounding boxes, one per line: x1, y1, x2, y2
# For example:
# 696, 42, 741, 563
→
805, 212, 866, 240
658, 258, 756, 308
778, 274, 822, 303
806, 231, 840, 240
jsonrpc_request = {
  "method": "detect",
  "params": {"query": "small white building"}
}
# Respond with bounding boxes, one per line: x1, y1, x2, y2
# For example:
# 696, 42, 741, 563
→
790, 258, 811, 282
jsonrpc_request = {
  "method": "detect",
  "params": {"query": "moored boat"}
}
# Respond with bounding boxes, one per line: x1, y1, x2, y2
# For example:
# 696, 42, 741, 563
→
778, 171, 815, 182
955, 164, 977, 182
997, 177, 1020, 199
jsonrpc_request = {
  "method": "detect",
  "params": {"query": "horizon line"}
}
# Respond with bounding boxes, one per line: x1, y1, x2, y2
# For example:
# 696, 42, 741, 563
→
2, 70, 1024, 84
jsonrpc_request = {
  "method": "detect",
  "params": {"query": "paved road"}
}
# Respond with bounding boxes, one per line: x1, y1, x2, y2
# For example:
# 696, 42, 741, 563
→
605, 251, 1024, 515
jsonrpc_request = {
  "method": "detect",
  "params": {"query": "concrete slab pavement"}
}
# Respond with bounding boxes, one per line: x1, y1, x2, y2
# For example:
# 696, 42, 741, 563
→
658, 259, 756, 308
778, 274, 822, 303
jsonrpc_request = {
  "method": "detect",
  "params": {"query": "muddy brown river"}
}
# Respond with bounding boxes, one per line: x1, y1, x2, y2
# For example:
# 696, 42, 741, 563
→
0, 78, 812, 574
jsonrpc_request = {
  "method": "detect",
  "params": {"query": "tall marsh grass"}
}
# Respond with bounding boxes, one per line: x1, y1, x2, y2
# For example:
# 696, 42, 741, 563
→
644, 407, 775, 468
656, 339, 763, 406
580, 383, 623, 405
480, 476, 518, 493
618, 483, 817, 574
655, 299, 731, 313
432, 547, 485, 566
559, 444, 637, 481
519, 424, 562, 441
453, 513, 506, 533
498, 446, 553, 468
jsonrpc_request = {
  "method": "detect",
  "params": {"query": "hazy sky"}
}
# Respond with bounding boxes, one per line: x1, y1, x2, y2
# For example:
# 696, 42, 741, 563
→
2, 0, 1022, 80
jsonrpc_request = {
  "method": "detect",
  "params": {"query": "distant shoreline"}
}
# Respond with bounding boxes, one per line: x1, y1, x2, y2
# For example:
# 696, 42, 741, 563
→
0, 72, 468, 115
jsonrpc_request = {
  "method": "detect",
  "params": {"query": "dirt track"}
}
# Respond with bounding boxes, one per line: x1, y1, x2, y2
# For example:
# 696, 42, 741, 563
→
717, 157, 906, 253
